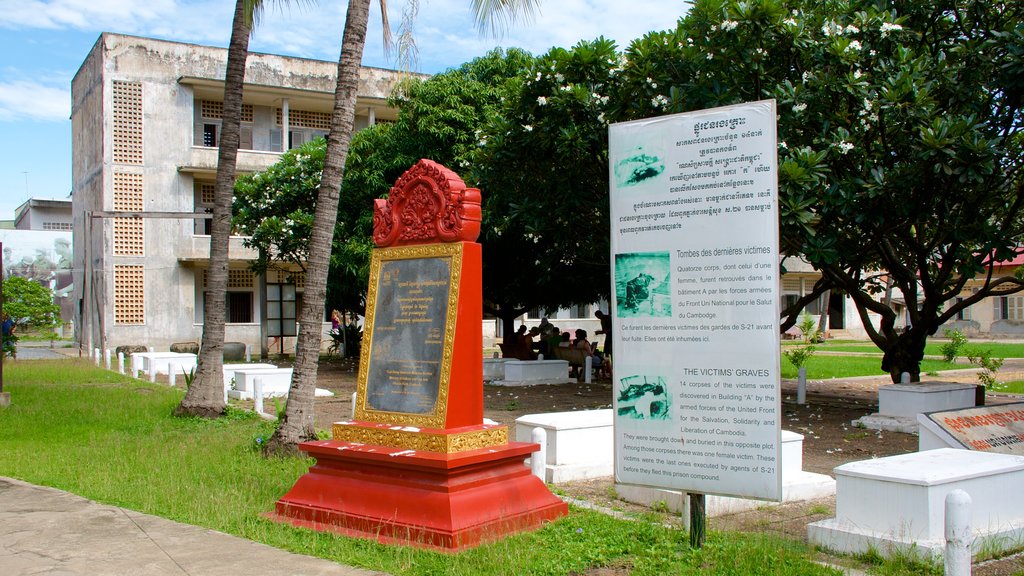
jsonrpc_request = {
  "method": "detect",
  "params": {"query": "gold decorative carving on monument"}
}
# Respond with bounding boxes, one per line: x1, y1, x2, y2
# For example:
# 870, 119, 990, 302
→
332, 423, 509, 453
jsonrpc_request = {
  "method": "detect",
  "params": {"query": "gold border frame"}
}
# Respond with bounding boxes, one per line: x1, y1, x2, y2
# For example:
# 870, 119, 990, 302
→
332, 423, 508, 454
354, 243, 463, 428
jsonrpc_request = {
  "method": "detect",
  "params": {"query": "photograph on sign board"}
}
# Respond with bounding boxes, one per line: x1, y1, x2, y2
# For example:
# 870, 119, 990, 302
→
616, 374, 669, 421
613, 144, 666, 188
615, 252, 671, 318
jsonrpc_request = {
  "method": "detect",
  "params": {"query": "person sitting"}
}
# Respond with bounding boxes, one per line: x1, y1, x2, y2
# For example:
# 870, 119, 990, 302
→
573, 328, 603, 378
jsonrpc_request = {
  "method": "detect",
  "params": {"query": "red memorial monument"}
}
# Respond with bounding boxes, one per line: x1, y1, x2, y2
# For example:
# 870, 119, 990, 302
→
271, 159, 567, 551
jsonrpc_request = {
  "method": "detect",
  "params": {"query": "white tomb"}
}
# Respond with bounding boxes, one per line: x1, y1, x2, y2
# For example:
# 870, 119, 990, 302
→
853, 382, 977, 433
516, 409, 614, 482
615, 430, 835, 522
131, 352, 198, 379
483, 358, 509, 383
808, 448, 1024, 559
223, 363, 277, 396
228, 368, 335, 400
492, 359, 572, 386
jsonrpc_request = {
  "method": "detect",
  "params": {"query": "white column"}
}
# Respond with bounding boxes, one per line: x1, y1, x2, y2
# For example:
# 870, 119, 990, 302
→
117, 352, 125, 374
945, 489, 972, 576
797, 366, 807, 404
104, 349, 111, 370
531, 427, 547, 481
254, 378, 264, 415
584, 356, 593, 384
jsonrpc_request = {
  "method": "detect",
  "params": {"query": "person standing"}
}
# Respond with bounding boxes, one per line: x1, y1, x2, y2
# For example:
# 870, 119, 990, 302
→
595, 310, 612, 358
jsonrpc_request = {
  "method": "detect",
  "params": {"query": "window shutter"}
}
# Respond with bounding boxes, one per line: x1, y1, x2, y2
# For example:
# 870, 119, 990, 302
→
240, 126, 253, 150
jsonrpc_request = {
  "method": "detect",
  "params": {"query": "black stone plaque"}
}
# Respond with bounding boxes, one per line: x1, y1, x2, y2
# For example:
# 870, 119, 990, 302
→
365, 256, 451, 415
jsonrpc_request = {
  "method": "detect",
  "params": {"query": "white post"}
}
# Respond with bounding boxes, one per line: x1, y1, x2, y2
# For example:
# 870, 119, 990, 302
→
945, 489, 972, 576
104, 349, 112, 370
117, 352, 125, 374
168, 365, 177, 387
531, 426, 547, 481
245, 344, 251, 362
351, 392, 357, 419
901, 371, 912, 384
584, 356, 593, 384
131, 354, 139, 378
797, 366, 807, 405
149, 365, 157, 383
147, 346, 154, 353
254, 378, 264, 415
94, 348, 100, 366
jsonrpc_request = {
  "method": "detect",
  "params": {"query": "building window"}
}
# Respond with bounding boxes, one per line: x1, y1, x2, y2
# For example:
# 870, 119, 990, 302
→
41, 222, 73, 231
995, 296, 1024, 321
226, 291, 253, 323
203, 123, 218, 147
955, 297, 971, 321
114, 265, 145, 324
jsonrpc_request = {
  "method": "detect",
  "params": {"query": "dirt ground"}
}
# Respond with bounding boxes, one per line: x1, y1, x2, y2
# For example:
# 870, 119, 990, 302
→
306, 355, 1024, 575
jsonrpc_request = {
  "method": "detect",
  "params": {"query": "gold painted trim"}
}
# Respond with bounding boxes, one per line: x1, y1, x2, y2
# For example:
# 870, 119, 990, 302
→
355, 243, 464, 428
332, 423, 508, 454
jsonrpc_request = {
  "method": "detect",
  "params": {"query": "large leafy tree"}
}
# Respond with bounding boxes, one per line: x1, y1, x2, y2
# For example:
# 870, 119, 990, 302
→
612, 0, 1024, 381
472, 39, 622, 344
264, 0, 543, 454
2, 276, 60, 334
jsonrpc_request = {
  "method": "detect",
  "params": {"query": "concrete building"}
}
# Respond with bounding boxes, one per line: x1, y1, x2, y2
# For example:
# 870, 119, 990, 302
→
71, 33, 412, 354
14, 198, 73, 231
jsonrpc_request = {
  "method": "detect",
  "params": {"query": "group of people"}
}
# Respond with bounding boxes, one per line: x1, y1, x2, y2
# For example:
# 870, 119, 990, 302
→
512, 311, 613, 378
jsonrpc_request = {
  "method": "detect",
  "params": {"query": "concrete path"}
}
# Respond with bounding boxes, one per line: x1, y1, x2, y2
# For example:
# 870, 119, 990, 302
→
0, 477, 388, 576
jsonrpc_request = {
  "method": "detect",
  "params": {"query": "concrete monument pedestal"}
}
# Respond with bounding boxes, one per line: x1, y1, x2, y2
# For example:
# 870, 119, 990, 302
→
853, 382, 977, 433
808, 448, 1024, 560
272, 160, 566, 550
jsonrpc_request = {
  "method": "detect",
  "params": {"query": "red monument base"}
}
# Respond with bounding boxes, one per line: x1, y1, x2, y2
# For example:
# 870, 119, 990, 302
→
270, 439, 568, 551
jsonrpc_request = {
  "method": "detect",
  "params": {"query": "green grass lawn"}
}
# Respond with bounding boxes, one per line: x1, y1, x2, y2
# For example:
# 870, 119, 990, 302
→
780, 354, 957, 380
799, 340, 1024, 358
0, 359, 856, 576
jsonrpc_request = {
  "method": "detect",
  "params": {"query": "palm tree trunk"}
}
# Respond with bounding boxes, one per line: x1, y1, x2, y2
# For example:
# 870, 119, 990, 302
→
176, 0, 251, 417
264, 0, 371, 453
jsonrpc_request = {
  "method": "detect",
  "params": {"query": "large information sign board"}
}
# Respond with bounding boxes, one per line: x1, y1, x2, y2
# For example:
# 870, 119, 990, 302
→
609, 100, 782, 500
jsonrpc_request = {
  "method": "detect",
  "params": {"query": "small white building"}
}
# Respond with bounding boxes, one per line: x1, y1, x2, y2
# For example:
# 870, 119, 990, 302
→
71, 33, 414, 355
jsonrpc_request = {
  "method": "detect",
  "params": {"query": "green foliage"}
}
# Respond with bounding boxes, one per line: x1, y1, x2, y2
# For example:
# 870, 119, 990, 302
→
3, 275, 60, 332
473, 39, 621, 322
182, 366, 196, 390
966, 347, 1006, 389
940, 329, 968, 362
609, 0, 1024, 381
783, 313, 819, 367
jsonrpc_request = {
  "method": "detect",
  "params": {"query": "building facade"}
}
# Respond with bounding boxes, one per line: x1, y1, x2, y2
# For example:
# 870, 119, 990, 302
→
71, 33, 411, 354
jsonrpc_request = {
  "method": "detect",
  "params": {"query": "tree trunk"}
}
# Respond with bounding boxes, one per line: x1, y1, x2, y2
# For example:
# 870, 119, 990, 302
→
264, 0, 370, 454
880, 328, 927, 383
175, 0, 250, 418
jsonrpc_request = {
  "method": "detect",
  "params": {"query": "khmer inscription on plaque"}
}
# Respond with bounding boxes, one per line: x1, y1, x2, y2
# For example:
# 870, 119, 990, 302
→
366, 255, 451, 414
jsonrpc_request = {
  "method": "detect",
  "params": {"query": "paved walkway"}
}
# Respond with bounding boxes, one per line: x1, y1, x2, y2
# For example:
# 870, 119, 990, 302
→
0, 477, 387, 576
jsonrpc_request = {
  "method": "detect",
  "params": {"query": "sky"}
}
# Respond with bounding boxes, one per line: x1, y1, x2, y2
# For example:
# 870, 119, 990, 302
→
0, 0, 689, 220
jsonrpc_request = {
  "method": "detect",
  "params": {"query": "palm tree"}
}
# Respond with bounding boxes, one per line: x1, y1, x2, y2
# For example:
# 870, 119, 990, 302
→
176, 1, 285, 417
263, 0, 541, 452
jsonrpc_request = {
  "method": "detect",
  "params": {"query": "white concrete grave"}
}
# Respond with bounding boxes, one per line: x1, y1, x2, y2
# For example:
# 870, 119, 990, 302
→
516, 409, 614, 482
483, 358, 510, 383
615, 430, 835, 523
223, 363, 277, 395
852, 382, 977, 433
808, 448, 1024, 560
492, 359, 572, 386
130, 352, 198, 380
228, 368, 335, 400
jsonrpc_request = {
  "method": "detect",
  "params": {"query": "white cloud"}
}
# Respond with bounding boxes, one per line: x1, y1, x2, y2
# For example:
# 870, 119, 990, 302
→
1, 0, 182, 32
0, 80, 68, 122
